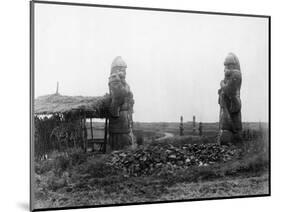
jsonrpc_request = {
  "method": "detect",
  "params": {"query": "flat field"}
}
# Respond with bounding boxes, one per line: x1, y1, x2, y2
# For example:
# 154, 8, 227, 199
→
33, 122, 269, 209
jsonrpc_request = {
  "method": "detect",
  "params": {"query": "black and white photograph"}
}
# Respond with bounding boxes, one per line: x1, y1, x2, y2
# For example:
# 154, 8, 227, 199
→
30, 1, 270, 211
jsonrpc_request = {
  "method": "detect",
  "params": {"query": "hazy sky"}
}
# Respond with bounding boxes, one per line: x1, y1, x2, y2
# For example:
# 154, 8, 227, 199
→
34, 3, 269, 122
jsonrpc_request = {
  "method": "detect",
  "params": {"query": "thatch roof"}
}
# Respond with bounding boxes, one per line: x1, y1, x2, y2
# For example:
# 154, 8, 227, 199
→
34, 93, 110, 118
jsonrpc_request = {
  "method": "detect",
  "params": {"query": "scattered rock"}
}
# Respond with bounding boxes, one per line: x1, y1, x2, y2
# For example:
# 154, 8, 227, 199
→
66, 187, 73, 192
106, 143, 239, 177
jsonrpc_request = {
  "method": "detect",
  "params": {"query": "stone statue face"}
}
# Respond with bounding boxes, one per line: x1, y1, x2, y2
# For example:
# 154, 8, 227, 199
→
118, 67, 126, 81
224, 53, 240, 71
224, 64, 236, 71
224, 67, 232, 78
111, 66, 126, 83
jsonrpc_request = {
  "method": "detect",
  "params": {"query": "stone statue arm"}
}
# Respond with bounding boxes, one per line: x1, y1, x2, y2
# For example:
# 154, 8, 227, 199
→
127, 89, 134, 113
220, 70, 242, 113
221, 70, 241, 97
108, 74, 129, 117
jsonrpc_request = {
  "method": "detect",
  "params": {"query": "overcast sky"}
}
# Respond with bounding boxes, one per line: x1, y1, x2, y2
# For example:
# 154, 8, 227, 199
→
34, 3, 269, 122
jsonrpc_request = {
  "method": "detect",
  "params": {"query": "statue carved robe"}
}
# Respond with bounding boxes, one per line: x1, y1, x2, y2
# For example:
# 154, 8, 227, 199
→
218, 53, 242, 145
108, 56, 136, 150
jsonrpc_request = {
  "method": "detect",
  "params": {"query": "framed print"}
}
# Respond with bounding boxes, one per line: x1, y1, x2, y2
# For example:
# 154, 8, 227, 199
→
30, 1, 270, 211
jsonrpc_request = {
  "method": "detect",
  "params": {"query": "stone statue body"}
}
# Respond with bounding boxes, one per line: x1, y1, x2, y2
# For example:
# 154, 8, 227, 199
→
218, 53, 242, 145
108, 56, 136, 150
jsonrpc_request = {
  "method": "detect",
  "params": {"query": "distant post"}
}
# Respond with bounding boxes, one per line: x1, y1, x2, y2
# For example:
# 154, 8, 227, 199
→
259, 121, 263, 138
199, 122, 203, 136
179, 116, 184, 136
192, 115, 196, 135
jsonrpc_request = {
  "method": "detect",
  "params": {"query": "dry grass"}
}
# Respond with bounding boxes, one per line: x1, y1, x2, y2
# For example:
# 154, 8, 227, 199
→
160, 174, 268, 201
33, 136, 269, 209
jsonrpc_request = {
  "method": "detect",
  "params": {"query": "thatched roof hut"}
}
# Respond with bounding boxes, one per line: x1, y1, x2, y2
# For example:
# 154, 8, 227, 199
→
34, 93, 110, 118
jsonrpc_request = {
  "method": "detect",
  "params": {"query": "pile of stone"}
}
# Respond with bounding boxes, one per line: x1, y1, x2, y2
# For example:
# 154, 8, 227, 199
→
106, 143, 239, 177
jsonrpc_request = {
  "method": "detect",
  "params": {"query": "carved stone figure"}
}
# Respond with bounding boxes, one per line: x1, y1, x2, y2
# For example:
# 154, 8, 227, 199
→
108, 56, 136, 150
218, 53, 242, 145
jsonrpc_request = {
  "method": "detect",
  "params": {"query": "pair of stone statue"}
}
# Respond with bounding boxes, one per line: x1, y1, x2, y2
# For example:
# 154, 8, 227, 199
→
108, 53, 242, 150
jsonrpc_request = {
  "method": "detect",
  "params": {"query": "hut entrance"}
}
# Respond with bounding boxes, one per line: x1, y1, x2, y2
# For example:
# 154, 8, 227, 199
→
66, 110, 109, 154
83, 118, 108, 153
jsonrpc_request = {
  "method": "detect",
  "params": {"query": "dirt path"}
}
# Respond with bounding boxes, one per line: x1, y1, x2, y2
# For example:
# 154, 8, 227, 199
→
155, 132, 174, 141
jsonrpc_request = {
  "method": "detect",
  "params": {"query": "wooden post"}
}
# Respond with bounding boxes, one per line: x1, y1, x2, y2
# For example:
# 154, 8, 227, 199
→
65, 136, 69, 149
199, 122, 203, 136
90, 118, 94, 152
58, 136, 61, 152
179, 116, 184, 136
193, 115, 196, 135
79, 112, 86, 152
90, 118, 93, 139
74, 136, 76, 149
104, 118, 108, 153
79, 115, 83, 149
83, 113, 87, 152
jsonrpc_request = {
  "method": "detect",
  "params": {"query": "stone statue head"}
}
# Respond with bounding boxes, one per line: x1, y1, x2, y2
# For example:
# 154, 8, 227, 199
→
111, 56, 127, 81
224, 53, 240, 71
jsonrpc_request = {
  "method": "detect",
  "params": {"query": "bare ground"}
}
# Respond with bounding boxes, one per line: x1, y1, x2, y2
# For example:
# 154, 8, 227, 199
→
34, 172, 268, 209
159, 174, 269, 201
34, 127, 269, 210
